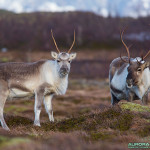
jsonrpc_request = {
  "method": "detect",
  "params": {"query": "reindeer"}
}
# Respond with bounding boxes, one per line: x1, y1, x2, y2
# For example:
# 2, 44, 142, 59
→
0, 30, 77, 130
109, 30, 150, 105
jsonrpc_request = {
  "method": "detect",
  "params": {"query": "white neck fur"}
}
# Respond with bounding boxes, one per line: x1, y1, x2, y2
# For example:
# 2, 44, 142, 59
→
42, 60, 69, 95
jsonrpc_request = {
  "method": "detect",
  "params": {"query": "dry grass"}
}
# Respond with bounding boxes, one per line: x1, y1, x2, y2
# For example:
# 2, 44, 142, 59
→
0, 51, 150, 149
0, 78, 149, 150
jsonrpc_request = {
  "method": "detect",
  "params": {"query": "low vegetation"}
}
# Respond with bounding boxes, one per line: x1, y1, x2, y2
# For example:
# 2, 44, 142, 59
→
120, 102, 150, 112
0, 79, 150, 150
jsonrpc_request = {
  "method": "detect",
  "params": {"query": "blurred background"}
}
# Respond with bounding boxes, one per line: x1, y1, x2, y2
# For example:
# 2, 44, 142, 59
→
0, 1, 150, 150
0, 0, 150, 78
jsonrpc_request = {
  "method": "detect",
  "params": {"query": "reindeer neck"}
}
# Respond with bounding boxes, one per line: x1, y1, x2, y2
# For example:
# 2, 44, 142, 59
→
135, 68, 150, 99
43, 60, 68, 95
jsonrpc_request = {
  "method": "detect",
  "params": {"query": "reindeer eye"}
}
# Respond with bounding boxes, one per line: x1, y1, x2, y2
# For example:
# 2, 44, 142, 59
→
57, 60, 60, 63
68, 60, 71, 63
137, 68, 141, 72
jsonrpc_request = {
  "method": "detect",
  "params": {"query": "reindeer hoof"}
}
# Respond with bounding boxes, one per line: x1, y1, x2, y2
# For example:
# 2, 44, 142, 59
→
34, 121, 41, 127
3, 126, 10, 131
2, 124, 10, 131
50, 117, 54, 122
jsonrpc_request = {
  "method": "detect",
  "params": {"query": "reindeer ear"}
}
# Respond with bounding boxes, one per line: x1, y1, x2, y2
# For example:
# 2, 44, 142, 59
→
69, 53, 76, 60
51, 51, 58, 59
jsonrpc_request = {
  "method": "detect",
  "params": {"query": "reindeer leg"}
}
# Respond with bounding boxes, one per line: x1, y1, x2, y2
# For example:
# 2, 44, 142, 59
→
128, 92, 134, 102
0, 80, 9, 130
111, 92, 120, 105
44, 94, 54, 122
142, 93, 148, 105
34, 89, 44, 126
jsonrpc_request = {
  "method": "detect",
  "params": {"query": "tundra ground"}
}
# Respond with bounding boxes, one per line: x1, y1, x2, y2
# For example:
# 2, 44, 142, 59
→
0, 79, 150, 150
0, 50, 150, 150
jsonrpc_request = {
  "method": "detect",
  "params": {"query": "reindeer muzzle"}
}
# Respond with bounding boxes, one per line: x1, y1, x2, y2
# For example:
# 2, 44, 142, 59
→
59, 68, 69, 76
126, 79, 133, 88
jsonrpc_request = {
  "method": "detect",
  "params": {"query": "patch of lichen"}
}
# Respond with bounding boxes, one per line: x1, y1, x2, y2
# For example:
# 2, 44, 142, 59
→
119, 102, 150, 112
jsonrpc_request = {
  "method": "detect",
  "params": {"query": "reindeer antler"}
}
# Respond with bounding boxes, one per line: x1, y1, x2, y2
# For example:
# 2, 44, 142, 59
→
68, 30, 75, 53
51, 29, 60, 53
142, 50, 150, 60
120, 53, 128, 63
120, 29, 131, 63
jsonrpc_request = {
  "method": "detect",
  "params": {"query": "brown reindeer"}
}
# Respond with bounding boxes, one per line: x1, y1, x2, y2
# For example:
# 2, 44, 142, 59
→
109, 30, 150, 105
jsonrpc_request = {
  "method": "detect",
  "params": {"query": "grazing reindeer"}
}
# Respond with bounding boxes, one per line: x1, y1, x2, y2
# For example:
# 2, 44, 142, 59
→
0, 30, 77, 130
109, 30, 150, 105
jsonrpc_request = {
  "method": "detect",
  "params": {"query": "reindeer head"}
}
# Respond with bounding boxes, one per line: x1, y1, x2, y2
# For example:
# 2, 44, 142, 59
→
127, 58, 149, 88
120, 29, 150, 88
51, 30, 76, 77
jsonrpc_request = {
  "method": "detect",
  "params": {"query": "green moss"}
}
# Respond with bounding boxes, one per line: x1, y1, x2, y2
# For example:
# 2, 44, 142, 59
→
6, 115, 32, 127
82, 120, 97, 131
42, 116, 86, 132
41, 122, 55, 131
0, 136, 8, 143
110, 112, 134, 131
120, 102, 150, 112
5, 105, 28, 115
92, 107, 134, 131
0, 136, 31, 148
144, 119, 150, 123
0, 57, 9, 62
96, 107, 121, 121
56, 116, 86, 132
21, 100, 33, 106
42, 107, 133, 132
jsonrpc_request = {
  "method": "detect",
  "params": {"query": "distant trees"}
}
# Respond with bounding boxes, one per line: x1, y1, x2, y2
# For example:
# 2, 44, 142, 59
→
0, 10, 150, 51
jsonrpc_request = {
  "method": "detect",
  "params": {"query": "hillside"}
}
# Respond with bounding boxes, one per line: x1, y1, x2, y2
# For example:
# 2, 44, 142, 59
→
0, 10, 150, 51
